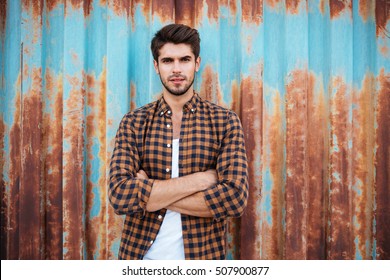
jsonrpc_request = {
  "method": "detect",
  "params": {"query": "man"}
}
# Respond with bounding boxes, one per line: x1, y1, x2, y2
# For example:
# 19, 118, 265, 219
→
108, 24, 248, 260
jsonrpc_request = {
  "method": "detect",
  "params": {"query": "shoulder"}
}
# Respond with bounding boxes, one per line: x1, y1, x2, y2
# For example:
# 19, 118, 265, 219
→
120, 100, 158, 127
199, 97, 240, 122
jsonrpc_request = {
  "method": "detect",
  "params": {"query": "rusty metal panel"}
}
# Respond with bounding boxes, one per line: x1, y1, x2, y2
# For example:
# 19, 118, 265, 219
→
0, 0, 389, 260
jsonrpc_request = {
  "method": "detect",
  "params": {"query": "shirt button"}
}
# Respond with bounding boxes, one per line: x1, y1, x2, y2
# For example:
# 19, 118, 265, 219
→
150, 240, 154, 245
191, 109, 195, 113
166, 168, 170, 173
167, 124, 171, 128
167, 143, 171, 148
158, 215, 163, 220
167, 110, 171, 115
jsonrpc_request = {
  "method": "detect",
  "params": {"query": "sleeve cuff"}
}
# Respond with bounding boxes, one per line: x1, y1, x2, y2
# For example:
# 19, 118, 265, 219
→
203, 185, 226, 221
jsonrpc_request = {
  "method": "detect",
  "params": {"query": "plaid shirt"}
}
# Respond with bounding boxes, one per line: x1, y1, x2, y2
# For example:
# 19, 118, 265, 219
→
108, 92, 248, 260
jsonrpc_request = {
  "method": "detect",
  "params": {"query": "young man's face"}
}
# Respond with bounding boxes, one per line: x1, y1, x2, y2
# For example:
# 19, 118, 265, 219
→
154, 43, 200, 97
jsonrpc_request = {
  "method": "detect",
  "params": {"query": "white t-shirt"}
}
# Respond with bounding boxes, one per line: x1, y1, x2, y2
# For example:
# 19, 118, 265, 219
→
143, 139, 185, 260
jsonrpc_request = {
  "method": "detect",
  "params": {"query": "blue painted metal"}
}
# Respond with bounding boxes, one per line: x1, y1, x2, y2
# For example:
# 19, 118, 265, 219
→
0, 0, 389, 260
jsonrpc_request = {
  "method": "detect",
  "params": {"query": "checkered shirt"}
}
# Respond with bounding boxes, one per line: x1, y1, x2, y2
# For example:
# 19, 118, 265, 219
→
108, 92, 249, 260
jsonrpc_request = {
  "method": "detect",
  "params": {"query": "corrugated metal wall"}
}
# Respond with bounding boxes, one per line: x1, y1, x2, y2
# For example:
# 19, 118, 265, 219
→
0, 0, 389, 260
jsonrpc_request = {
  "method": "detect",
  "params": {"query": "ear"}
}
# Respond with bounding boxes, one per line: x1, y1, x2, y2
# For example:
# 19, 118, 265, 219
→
153, 60, 159, 74
195, 56, 201, 72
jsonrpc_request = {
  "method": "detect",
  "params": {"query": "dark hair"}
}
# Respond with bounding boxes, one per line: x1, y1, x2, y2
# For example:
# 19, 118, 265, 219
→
151, 24, 200, 61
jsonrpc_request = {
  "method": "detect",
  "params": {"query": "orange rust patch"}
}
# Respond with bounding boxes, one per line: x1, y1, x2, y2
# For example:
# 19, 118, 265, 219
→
242, 0, 263, 25
174, 0, 195, 26
285, 69, 308, 259
67, 0, 93, 17
358, 0, 375, 21
329, 76, 353, 259
375, 0, 390, 37
130, 82, 137, 111
239, 71, 263, 260
375, 69, 390, 259
199, 65, 225, 107
63, 73, 86, 259
286, 0, 306, 14
330, 0, 352, 18
84, 59, 107, 259
22, 0, 43, 22
42, 70, 63, 259
7, 74, 22, 259
352, 73, 376, 259
0, 115, 6, 259
306, 72, 329, 259
0, 0, 6, 35
152, 0, 174, 23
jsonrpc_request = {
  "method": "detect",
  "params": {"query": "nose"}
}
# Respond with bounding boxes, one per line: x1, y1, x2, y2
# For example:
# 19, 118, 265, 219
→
172, 60, 181, 73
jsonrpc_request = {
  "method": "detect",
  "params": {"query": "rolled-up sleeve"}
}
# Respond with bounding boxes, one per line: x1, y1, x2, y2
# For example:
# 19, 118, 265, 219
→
203, 111, 249, 220
108, 114, 154, 217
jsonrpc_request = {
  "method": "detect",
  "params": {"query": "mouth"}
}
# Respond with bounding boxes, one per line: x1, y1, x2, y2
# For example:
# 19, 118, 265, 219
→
169, 76, 186, 85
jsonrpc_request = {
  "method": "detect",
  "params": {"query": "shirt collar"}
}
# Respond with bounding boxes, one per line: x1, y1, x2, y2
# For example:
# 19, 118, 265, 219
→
157, 91, 199, 117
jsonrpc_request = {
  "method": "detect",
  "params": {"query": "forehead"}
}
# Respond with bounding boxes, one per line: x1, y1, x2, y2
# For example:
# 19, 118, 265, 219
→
158, 43, 194, 59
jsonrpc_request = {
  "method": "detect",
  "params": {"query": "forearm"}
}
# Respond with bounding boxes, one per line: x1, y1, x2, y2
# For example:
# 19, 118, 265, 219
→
167, 192, 213, 217
145, 170, 217, 212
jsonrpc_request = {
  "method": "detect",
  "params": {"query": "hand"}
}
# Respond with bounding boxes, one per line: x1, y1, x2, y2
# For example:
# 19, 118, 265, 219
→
136, 170, 149, 180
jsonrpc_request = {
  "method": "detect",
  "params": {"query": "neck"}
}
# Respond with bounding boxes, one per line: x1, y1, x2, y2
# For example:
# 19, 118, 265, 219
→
163, 89, 194, 114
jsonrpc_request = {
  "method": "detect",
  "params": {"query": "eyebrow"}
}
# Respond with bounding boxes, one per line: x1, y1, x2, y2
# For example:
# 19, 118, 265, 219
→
160, 55, 193, 61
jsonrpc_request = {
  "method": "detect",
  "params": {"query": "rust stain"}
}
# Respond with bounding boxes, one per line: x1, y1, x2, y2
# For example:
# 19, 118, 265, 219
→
329, 76, 352, 259
0, 0, 6, 35
152, 0, 175, 23
130, 82, 137, 111
19, 67, 42, 259
174, 0, 195, 26
240, 70, 263, 260
0, 115, 6, 259
319, 0, 326, 15
375, 69, 390, 259
330, 0, 352, 19
200, 65, 226, 107
261, 88, 285, 259
66, 0, 93, 17
286, 0, 306, 14
22, 0, 43, 22
241, 0, 263, 25
85, 59, 107, 259
63, 73, 86, 259
352, 73, 376, 259
358, 0, 375, 21
285, 69, 308, 259
205, 0, 220, 22
227, 218, 241, 260
230, 80, 240, 116
375, 0, 390, 37
306, 72, 329, 259
380, 41, 389, 57
7, 74, 22, 259
42, 70, 63, 259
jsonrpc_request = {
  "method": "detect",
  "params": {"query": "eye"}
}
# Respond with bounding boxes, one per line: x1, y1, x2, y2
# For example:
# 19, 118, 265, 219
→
181, 57, 191, 62
161, 58, 173, 64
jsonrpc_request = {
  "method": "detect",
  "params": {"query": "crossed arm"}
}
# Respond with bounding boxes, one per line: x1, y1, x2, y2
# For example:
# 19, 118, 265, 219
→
136, 169, 215, 217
